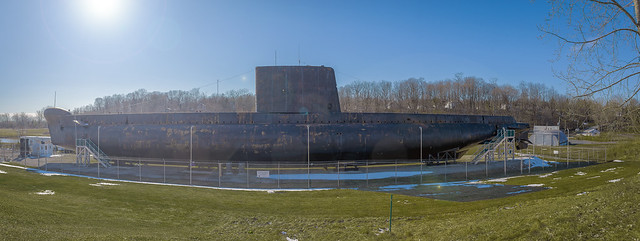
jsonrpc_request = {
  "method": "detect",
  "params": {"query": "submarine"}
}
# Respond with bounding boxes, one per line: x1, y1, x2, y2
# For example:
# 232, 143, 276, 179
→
44, 65, 529, 163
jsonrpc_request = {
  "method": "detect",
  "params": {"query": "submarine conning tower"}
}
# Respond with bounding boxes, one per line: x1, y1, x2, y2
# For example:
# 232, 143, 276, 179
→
255, 66, 341, 114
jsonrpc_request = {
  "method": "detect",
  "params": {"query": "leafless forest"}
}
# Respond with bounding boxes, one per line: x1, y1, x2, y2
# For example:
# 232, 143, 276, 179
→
3, 75, 639, 132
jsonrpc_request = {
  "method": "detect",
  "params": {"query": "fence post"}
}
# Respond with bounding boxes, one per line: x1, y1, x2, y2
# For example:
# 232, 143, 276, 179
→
465, 158, 468, 181
394, 159, 398, 184
246, 162, 249, 188
444, 156, 447, 182
218, 161, 221, 187
421, 160, 424, 184
337, 161, 340, 188
366, 160, 369, 187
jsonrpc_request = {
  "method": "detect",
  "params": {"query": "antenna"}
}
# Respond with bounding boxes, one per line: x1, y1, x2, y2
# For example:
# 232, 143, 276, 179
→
298, 44, 301, 66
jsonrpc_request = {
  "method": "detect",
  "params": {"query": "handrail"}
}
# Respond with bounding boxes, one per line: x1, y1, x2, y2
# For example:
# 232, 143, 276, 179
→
76, 139, 111, 167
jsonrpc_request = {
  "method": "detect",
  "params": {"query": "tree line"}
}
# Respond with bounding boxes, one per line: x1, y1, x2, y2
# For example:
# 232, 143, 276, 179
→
73, 88, 255, 114
45, 74, 640, 133
0, 111, 46, 129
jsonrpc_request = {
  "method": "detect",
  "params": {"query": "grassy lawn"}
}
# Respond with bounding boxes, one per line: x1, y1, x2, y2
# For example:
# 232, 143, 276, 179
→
0, 136, 639, 240
0, 128, 49, 138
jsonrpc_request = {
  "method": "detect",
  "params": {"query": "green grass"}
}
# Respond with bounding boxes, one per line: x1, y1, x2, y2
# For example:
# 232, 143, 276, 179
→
572, 132, 637, 142
0, 128, 49, 138
1, 138, 640, 239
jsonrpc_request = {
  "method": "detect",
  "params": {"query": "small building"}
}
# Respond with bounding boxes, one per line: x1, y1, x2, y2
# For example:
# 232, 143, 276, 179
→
19, 136, 54, 158
529, 126, 568, 146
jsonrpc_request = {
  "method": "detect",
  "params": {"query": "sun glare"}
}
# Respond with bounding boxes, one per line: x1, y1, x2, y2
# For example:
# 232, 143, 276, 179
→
78, 0, 127, 25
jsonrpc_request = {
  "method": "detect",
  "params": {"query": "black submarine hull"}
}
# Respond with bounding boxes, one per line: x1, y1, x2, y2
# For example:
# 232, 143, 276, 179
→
44, 108, 528, 163
44, 65, 529, 163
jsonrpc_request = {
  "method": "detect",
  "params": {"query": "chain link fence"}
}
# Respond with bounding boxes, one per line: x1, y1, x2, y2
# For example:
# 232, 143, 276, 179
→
2, 141, 608, 192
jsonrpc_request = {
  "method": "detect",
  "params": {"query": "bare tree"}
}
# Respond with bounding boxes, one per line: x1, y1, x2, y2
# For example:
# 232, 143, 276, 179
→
543, 0, 640, 104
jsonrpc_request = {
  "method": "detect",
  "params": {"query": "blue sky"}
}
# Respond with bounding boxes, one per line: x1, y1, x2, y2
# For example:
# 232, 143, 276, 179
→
0, 0, 562, 113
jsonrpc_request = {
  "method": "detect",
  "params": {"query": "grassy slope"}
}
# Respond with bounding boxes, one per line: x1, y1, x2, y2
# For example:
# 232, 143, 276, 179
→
0, 139, 639, 240
0, 128, 49, 138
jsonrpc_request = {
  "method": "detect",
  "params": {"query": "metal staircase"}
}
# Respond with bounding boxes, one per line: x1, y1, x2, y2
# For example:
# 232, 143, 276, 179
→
76, 139, 111, 168
471, 128, 515, 164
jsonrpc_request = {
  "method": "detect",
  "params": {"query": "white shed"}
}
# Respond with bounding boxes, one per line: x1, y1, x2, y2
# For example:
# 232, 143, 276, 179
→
529, 126, 568, 146
19, 136, 54, 158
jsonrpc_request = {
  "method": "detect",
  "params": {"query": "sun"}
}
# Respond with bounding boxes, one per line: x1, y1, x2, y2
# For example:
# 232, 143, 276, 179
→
78, 0, 128, 25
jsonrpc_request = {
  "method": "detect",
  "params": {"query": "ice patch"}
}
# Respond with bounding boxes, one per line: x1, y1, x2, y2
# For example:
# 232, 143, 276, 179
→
35, 190, 55, 195
587, 176, 600, 179
506, 189, 532, 195
523, 156, 554, 168
269, 170, 432, 180
613, 160, 624, 163
577, 192, 589, 196
526, 184, 545, 187
0, 170, 6, 174
608, 178, 622, 183
40, 172, 66, 176
575, 172, 586, 176
89, 182, 120, 187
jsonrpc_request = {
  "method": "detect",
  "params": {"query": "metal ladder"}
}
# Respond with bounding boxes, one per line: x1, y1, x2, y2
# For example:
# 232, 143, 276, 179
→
471, 128, 515, 164
76, 139, 111, 168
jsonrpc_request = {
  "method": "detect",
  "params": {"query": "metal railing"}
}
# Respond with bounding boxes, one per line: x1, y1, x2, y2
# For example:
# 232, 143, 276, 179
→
76, 139, 111, 167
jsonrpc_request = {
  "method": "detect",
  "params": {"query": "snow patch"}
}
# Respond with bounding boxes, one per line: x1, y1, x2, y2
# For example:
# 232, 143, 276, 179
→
267, 190, 275, 194
486, 178, 509, 182
89, 182, 120, 187
286, 237, 298, 241
575, 172, 587, 176
608, 178, 622, 183
484, 176, 524, 184
526, 184, 545, 187
539, 173, 553, 178
0, 170, 6, 174
35, 190, 55, 195
613, 160, 624, 163
376, 228, 389, 235
577, 192, 589, 196
601, 168, 618, 173
587, 176, 600, 179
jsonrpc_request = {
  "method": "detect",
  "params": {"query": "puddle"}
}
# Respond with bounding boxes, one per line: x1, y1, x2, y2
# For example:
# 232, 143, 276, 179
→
268, 171, 432, 180
364, 180, 547, 202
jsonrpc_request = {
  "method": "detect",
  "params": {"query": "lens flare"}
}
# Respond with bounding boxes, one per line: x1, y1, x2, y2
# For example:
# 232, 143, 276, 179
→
79, 0, 127, 25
